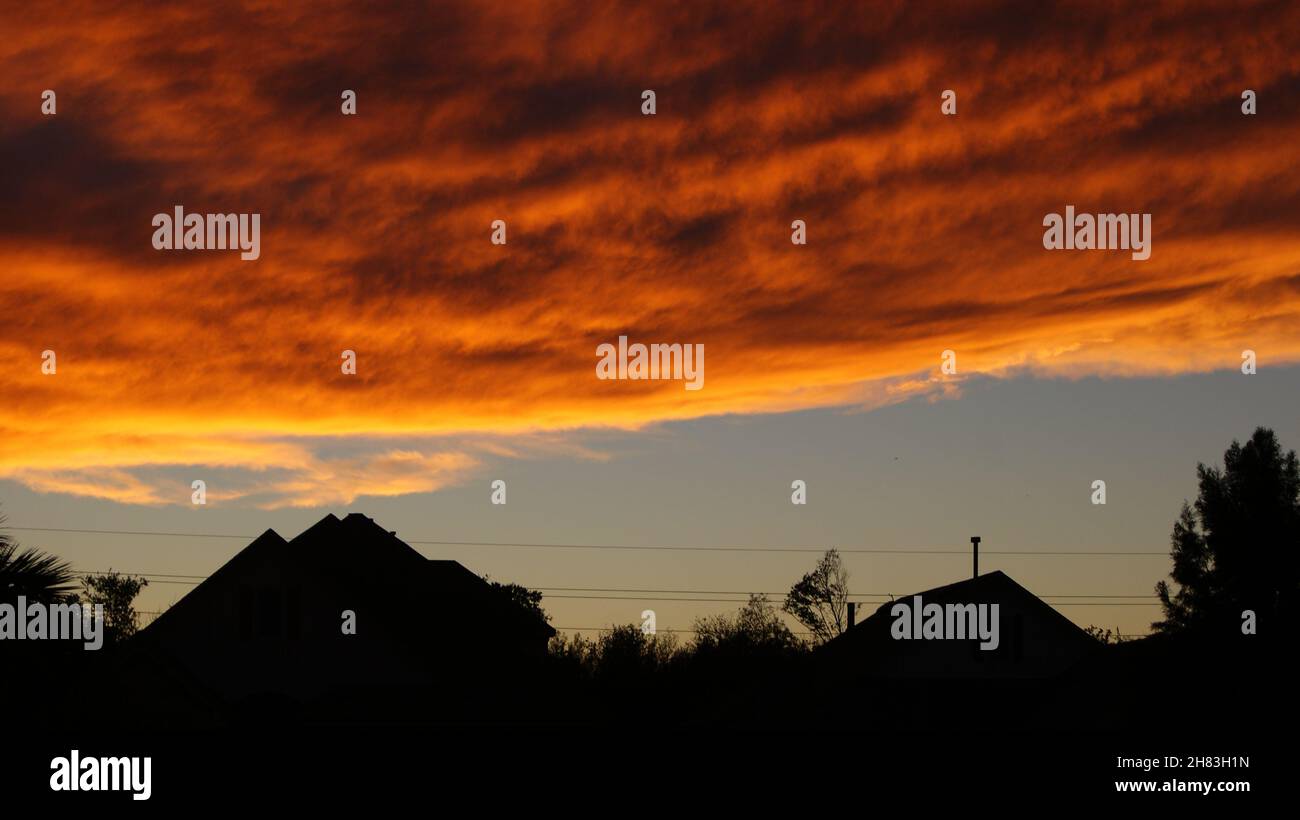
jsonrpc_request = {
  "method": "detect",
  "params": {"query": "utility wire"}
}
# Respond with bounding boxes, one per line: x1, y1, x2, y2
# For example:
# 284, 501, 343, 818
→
542, 594, 1158, 606
72, 570, 1158, 602
126, 614, 1151, 640
13, 526, 1168, 555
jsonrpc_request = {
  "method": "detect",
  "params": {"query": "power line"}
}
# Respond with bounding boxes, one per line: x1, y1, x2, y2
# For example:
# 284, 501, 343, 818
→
81, 572, 207, 579
552, 625, 817, 635
12, 526, 1168, 556
126, 612, 819, 637
553, 626, 1154, 638
14, 526, 250, 541
533, 586, 1157, 599
126, 614, 1152, 641
80, 577, 200, 585
71, 571, 1159, 601
125, 613, 1154, 640
542, 594, 1158, 606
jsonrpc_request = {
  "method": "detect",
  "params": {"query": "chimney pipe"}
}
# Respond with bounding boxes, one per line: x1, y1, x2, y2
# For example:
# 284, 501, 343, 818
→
847, 601, 856, 630
971, 536, 981, 578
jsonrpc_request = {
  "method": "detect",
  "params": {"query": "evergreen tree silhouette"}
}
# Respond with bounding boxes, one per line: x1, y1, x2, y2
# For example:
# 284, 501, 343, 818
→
1154, 427, 1300, 635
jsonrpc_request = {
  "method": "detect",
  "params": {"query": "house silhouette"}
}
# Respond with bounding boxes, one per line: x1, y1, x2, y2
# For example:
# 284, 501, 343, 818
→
132, 513, 555, 714
820, 570, 1097, 680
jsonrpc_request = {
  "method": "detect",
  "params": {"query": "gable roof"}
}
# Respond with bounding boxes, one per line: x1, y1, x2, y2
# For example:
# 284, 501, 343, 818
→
144, 527, 289, 634
818, 570, 1097, 676
854, 570, 1092, 636
142, 513, 554, 641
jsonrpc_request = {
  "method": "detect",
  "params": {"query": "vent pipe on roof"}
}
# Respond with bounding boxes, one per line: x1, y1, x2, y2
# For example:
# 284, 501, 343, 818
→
971, 536, 981, 578
846, 601, 856, 630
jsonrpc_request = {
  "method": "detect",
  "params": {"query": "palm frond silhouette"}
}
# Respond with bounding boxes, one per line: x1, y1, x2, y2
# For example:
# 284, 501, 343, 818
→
0, 517, 78, 603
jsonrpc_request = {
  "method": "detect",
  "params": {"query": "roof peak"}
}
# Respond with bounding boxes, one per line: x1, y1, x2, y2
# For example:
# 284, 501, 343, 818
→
248, 528, 288, 545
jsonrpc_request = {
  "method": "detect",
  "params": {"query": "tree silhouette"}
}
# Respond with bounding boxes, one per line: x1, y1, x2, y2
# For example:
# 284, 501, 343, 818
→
1154, 427, 1300, 634
548, 631, 596, 678
0, 517, 77, 604
782, 548, 849, 644
693, 594, 803, 656
486, 579, 551, 632
80, 570, 149, 644
591, 624, 679, 683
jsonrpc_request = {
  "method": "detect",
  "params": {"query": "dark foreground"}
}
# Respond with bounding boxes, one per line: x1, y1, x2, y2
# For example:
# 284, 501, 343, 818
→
1, 630, 1292, 806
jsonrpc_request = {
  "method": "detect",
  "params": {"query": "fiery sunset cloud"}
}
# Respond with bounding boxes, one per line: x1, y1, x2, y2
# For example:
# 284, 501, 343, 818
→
3, 1, 1300, 506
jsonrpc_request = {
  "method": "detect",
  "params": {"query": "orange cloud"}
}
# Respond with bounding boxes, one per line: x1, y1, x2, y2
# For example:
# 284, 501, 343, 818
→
2, 1, 1299, 505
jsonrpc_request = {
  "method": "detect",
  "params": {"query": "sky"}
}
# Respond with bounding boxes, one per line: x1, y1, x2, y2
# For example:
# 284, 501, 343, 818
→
2, 1, 1299, 638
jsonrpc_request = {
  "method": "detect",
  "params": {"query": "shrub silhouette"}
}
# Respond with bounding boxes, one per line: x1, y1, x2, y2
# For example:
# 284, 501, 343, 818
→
80, 570, 149, 645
